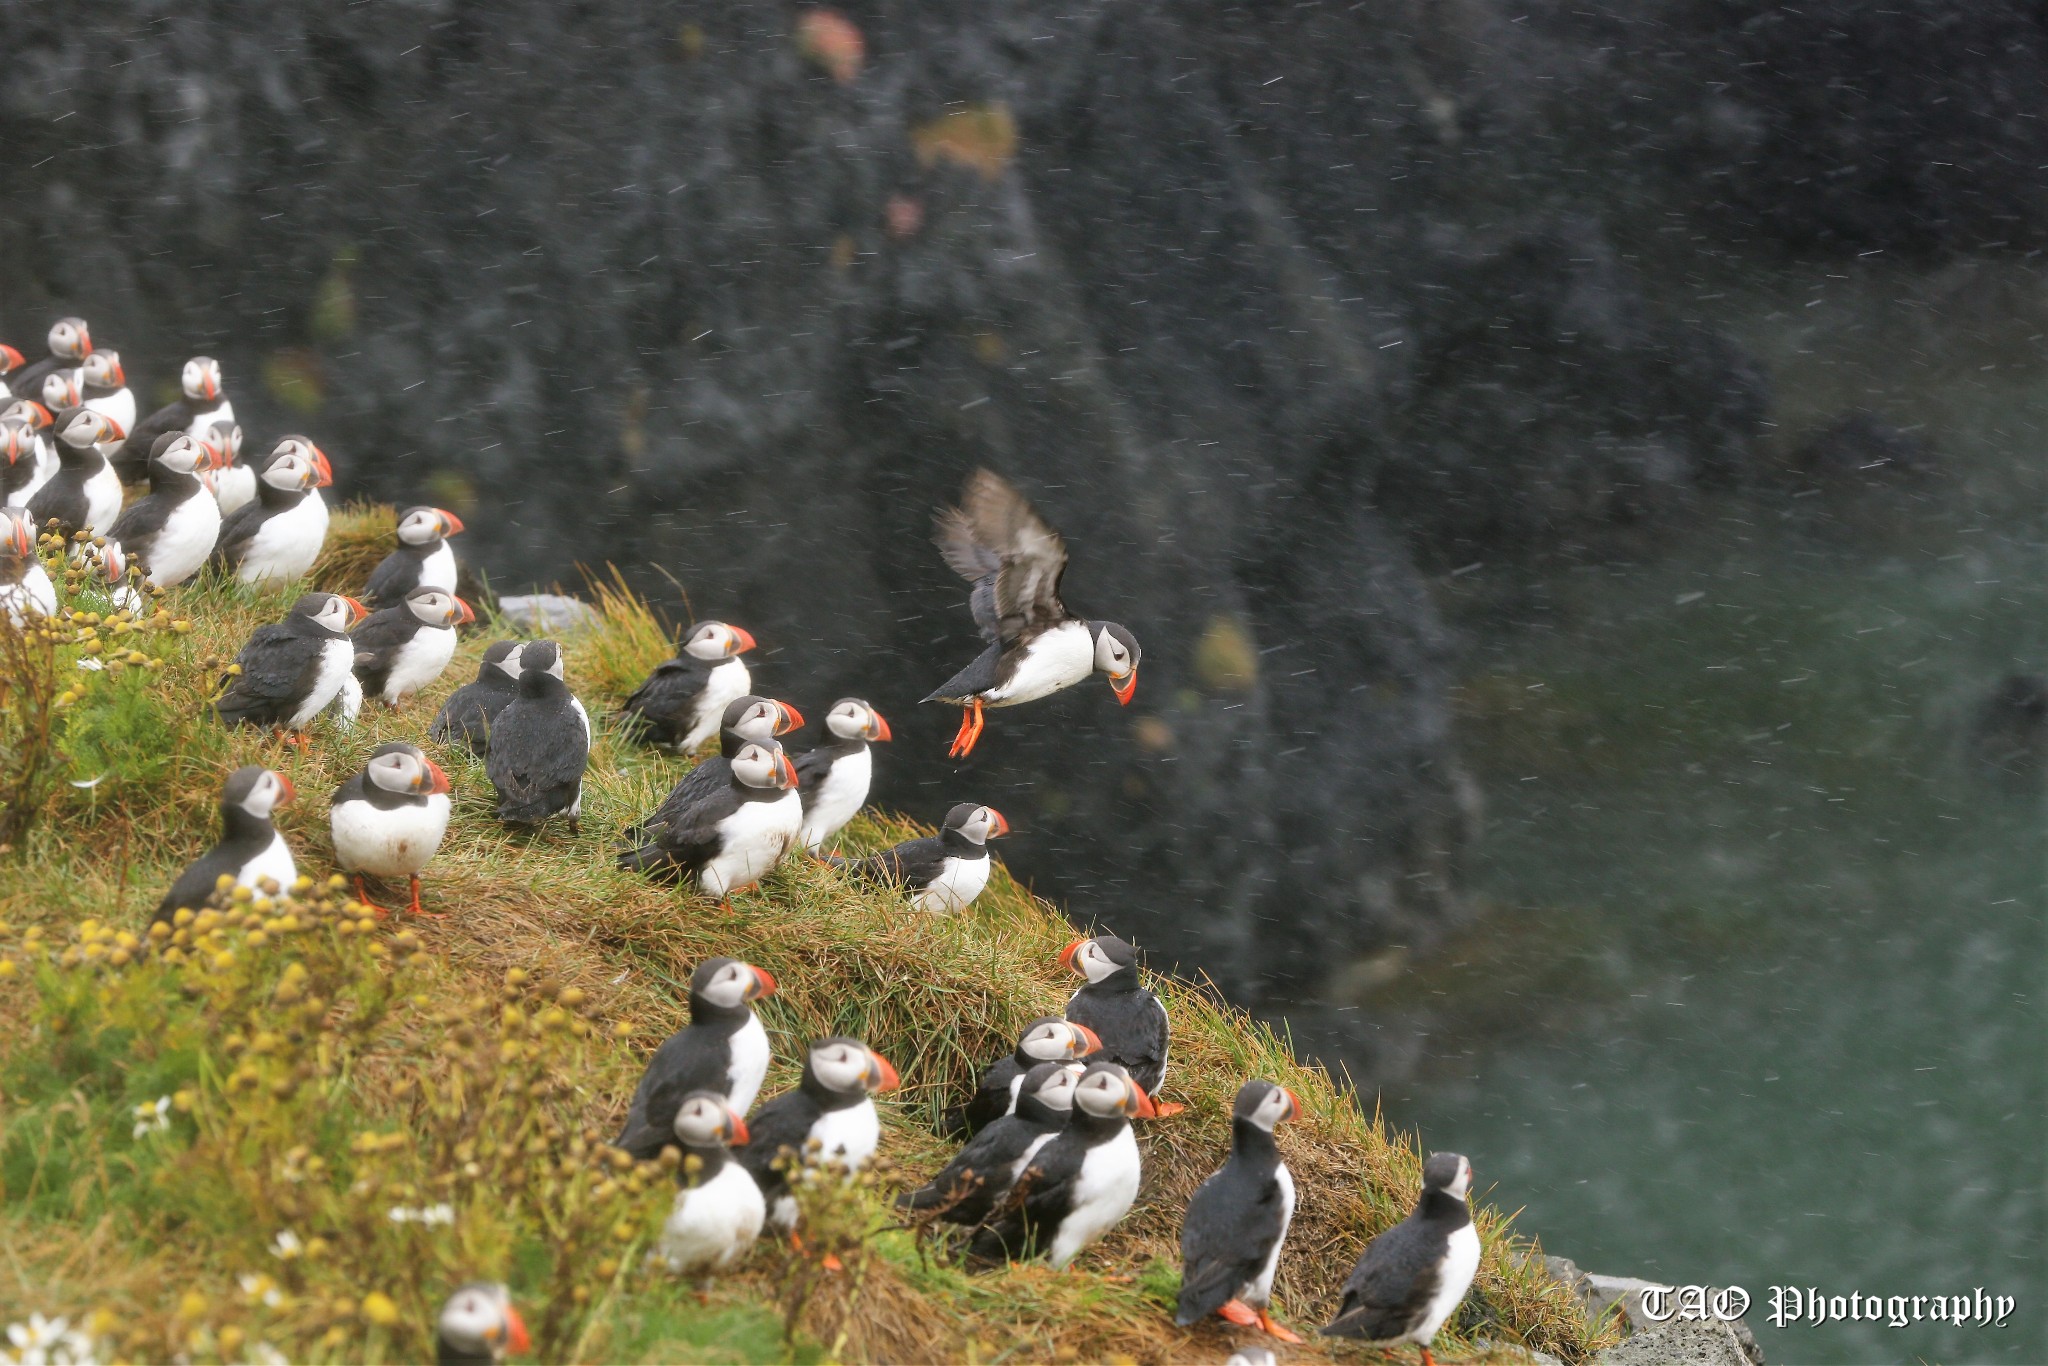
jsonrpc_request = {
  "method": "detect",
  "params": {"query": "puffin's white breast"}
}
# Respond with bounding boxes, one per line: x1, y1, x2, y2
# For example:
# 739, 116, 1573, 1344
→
1047, 1126, 1141, 1269
700, 792, 800, 897
911, 854, 991, 914
375, 626, 459, 704
1410, 1221, 1481, 1345
987, 620, 1094, 707
798, 745, 870, 852
724, 1013, 771, 1117
659, 1161, 765, 1273
330, 793, 451, 877
289, 637, 357, 729
234, 831, 298, 896
237, 495, 328, 585
140, 493, 222, 587
685, 656, 752, 749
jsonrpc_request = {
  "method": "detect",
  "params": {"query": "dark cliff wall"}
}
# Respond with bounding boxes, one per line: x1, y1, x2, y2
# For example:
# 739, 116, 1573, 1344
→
0, 0, 1919, 996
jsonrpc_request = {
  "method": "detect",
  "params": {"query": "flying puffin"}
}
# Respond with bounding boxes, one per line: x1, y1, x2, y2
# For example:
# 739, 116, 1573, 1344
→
435, 1282, 530, 1366
430, 641, 526, 755
26, 407, 126, 540
657, 1092, 765, 1275
0, 508, 55, 628
616, 736, 799, 896
8, 317, 92, 400
212, 437, 334, 585
198, 421, 256, 515
616, 620, 757, 750
330, 741, 453, 917
486, 639, 591, 832
966, 1060, 1154, 1269
364, 505, 466, 609
792, 697, 891, 852
736, 1036, 900, 1232
944, 1015, 1101, 1138
122, 356, 232, 474
107, 433, 224, 587
150, 766, 299, 928
828, 802, 1008, 914
613, 956, 779, 1162
351, 586, 475, 708
0, 413, 49, 505
212, 591, 366, 741
1176, 1079, 1305, 1343
926, 468, 1140, 757
1062, 934, 1175, 1110
1321, 1152, 1480, 1366
902, 1060, 1082, 1228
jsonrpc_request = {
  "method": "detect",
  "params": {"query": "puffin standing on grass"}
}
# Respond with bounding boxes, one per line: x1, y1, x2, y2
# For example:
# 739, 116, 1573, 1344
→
430, 641, 526, 755
149, 766, 298, 928
1176, 1079, 1305, 1342
8, 317, 91, 400
903, 1060, 1081, 1227
944, 1016, 1101, 1138
0, 508, 56, 627
827, 802, 1008, 914
329, 741, 454, 917
486, 639, 591, 833
617, 620, 758, 750
364, 505, 466, 608
657, 1092, 766, 1275
616, 737, 801, 898
122, 356, 232, 469
212, 437, 334, 585
107, 433, 225, 587
212, 592, 365, 742
614, 956, 779, 1162
926, 468, 1140, 757
350, 586, 475, 708
792, 697, 891, 852
1062, 934, 1176, 1112
435, 1283, 530, 1366
26, 407, 126, 539
1321, 1152, 1480, 1366
967, 1060, 1154, 1269
737, 1037, 900, 1233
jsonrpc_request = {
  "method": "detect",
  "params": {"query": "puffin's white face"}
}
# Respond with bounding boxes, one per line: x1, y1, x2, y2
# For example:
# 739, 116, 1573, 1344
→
220, 422, 245, 457
57, 408, 122, 450
308, 594, 363, 634
683, 620, 756, 661
2, 510, 33, 560
1029, 1066, 1082, 1112
825, 698, 891, 742
729, 698, 796, 742
98, 540, 129, 585
1242, 1082, 1301, 1133
155, 435, 207, 476
1064, 937, 1125, 985
236, 769, 295, 820
0, 420, 33, 466
697, 958, 775, 1009
1073, 1064, 1155, 1120
183, 356, 222, 401
955, 805, 1008, 845
82, 350, 124, 389
41, 370, 81, 411
491, 643, 528, 679
268, 437, 333, 487
730, 741, 796, 791
261, 450, 323, 492
808, 1040, 899, 1096
405, 588, 473, 629
365, 747, 450, 796
671, 1092, 747, 1147
1019, 1018, 1101, 1062
398, 507, 464, 545
3, 399, 52, 432
1094, 627, 1135, 676
438, 1283, 527, 1361
48, 317, 89, 360
1447, 1155, 1473, 1201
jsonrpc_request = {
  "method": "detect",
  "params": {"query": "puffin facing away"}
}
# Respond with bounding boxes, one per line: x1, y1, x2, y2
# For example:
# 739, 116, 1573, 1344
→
430, 641, 526, 755
212, 437, 334, 585
351, 586, 475, 707
107, 433, 225, 587
486, 639, 591, 832
329, 741, 453, 917
122, 356, 232, 473
657, 1093, 765, 1275
435, 1282, 530, 1366
792, 697, 891, 852
903, 1060, 1081, 1228
1176, 1079, 1304, 1342
212, 592, 365, 741
1321, 1152, 1479, 1366
945, 1015, 1101, 1138
617, 620, 757, 750
364, 505, 465, 609
736, 1036, 900, 1232
0, 508, 56, 628
614, 956, 779, 1162
827, 802, 1008, 914
926, 468, 1140, 757
150, 766, 298, 928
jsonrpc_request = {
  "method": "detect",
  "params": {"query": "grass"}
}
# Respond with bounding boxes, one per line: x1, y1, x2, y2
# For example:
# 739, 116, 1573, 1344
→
0, 505, 1618, 1364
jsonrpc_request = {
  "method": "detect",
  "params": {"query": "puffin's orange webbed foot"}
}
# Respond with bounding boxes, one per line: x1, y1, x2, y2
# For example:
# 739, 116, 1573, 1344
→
405, 874, 445, 919
1257, 1310, 1304, 1344
1217, 1300, 1259, 1328
352, 876, 392, 919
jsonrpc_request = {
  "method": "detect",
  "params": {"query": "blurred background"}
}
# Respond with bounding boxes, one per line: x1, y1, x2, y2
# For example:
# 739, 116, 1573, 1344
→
2, 3, 2040, 1359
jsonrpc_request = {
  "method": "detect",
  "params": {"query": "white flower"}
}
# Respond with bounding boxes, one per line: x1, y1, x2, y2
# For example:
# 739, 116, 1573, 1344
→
268, 1229, 303, 1260
3, 1314, 97, 1366
246, 1345, 288, 1366
238, 1274, 283, 1309
386, 1203, 455, 1227
74, 658, 103, 672
130, 1096, 172, 1141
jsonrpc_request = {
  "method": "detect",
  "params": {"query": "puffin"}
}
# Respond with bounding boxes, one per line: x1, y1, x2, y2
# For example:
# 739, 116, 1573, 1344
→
212, 437, 334, 585
26, 407, 126, 540
212, 591, 366, 741
429, 641, 526, 755
1321, 1152, 1480, 1366
8, 317, 91, 401
363, 505, 466, 609
435, 1282, 530, 1366
926, 468, 1140, 757
966, 1060, 1154, 1269
0, 414, 49, 505
89, 539, 148, 616
122, 356, 232, 474
0, 507, 56, 628
828, 802, 1008, 914
78, 349, 135, 434
640, 694, 804, 817
1176, 1079, 1305, 1343
0, 343, 24, 393
38, 367, 84, 416
613, 956, 779, 1162
736, 1036, 900, 1232
107, 433, 224, 587
1062, 934, 1174, 1109
902, 1060, 1081, 1228
944, 1015, 1102, 1138
486, 639, 591, 832
615, 737, 801, 898
150, 766, 298, 928
329, 741, 454, 917
657, 1091, 765, 1274
616, 620, 757, 750
792, 697, 891, 852
198, 421, 256, 515
350, 586, 475, 707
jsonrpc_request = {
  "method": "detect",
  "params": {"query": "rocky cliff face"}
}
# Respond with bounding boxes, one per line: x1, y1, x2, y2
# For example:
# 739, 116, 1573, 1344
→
14, 0, 1992, 996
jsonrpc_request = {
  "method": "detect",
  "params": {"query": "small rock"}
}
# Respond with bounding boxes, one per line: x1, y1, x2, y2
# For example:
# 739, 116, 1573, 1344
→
495, 593, 598, 633
1590, 1319, 1754, 1366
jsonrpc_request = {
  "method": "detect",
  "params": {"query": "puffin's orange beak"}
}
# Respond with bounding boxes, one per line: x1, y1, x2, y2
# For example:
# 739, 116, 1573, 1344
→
779, 751, 799, 789
868, 1051, 901, 1093
75, 328, 93, 358
274, 775, 297, 806
9, 518, 32, 558
1069, 1023, 1104, 1056
438, 509, 465, 536
0, 345, 21, 371
866, 709, 891, 742
1059, 938, 1086, 974
453, 597, 477, 625
747, 965, 778, 999
1283, 1088, 1302, 1121
343, 596, 368, 624
23, 402, 51, 428
775, 701, 804, 733
1126, 1079, 1158, 1120
101, 416, 127, 443
202, 370, 220, 401
421, 760, 453, 795
985, 808, 1010, 838
107, 358, 126, 388
503, 1305, 530, 1356
311, 446, 334, 487
728, 1110, 751, 1147
728, 626, 757, 654
1111, 668, 1138, 705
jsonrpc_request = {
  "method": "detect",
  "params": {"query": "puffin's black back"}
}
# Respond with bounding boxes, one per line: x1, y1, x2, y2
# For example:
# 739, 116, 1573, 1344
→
1322, 1160, 1474, 1340
1066, 941, 1168, 1094
1174, 1086, 1290, 1323
612, 959, 755, 1160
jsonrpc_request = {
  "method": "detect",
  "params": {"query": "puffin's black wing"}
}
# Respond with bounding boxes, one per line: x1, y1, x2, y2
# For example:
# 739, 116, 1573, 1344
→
613, 1026, 727, 1160
966, 1131, 1086, 1265
616, 776, 731, 882
935, 469, 1069, 645
211, 499, 265, 570
362, 548, 421, 609
733, 1092, 819, 1200
1322, 1215, 1442, 1340
109, 490, 177, 547
348, 607, 416, 695
829, 834, 945, 889
951, 1055, 1023, 1137
902, 1113, 1044, 1223
121, 400, 192, 471
214, 624, 321, 726
790, 744, 839, 794
617, 655, 715, 740
1175, 1163, 1287, 1323
151, 847, 236, 927
487, 699, 586, 822
429, 677, 512, 753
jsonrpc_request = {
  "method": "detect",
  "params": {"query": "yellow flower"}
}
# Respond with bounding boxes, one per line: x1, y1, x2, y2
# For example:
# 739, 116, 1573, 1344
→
360, 1291, 400, 1326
